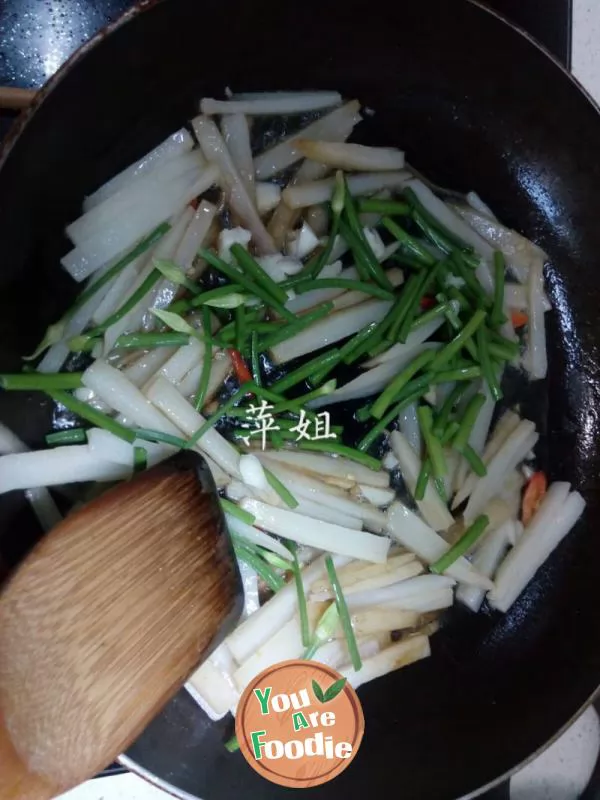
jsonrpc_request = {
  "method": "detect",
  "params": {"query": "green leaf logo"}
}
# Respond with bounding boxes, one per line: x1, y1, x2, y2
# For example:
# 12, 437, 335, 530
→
312, 679, 325, 703
312, 677, 347, 703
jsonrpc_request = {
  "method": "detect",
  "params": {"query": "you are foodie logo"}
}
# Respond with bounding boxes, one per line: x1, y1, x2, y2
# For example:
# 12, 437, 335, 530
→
235, 659, 364, 788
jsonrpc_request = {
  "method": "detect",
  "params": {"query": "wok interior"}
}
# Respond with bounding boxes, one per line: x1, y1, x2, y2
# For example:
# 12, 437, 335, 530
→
1, 0, 600, 797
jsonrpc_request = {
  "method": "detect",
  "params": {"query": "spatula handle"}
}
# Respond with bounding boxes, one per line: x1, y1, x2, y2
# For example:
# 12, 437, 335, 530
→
0, 714, 60, 800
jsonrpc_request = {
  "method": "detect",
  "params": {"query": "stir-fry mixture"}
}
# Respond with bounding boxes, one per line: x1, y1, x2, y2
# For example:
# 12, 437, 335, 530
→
0, 91, 585, 736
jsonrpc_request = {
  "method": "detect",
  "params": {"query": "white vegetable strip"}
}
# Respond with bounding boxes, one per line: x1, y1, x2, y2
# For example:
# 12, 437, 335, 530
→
177, 352, 232, 403
336, 607, 419, 638
363, 316, 448, 367
448, 203, 548, 284
456, 521, 515, 613
187, 641, 239, 722
257, 457, 386, 531
453, 378, 498, 493
353, 485, 395, 508
386, 502, 493, 590
464, 420, 539, 522
267, 159, 331, 248
221, 114, 255, 201
256, 182, 281, 215
193, 115, 276, 255
240, 498, 390, 563
102, 209, 194, 353
347, 575, 455, 613
310, 554, 423, 600
297, 140, 405, 172
259, 449, 389, 488
202, 91, 342, 116
234, 617, 303, 690
453, 410, 522, 509
254, 100, 362, 179
314, 635, 387, 671
390, 431, 455, 531
504, 282, 551, 312
152, 337, 206, 386
271, 299, 392, 364
524, 258, 548, 380
225, 514, 294, 560
0, 446, 128, 494
308, 344, 440, 410
173, 201, 217, 272
239, 454, 268, 491
305, 204, 329, 237
292, 496, 363, 530
466, 191, 498, 221
87, 428, 172, 467
406, 179, 494, 292
226, 554, 348, 663
286, 222, 319, 260
82, 360, 180, 434
489, 485, 585, 612
124, 346, 179, 388
282, 170, 411, 209
83, 128, 194, 211
237, 557, 260, 618
340, 636, 430, 690
146, 376, 241, 477
398, 403, 421, 456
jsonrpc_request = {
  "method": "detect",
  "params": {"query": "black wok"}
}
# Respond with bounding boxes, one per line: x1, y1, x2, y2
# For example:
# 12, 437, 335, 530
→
1, 0, 600, 797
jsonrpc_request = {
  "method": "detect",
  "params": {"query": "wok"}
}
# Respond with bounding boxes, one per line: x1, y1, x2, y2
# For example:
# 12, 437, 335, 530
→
1, 0, 600, 798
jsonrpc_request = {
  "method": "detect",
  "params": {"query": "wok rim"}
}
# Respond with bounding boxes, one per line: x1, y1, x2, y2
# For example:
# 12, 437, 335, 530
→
1, 0, 599, 797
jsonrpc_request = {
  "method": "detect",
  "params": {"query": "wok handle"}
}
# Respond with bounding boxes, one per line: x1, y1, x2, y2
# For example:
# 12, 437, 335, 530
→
0, 714, 61, 800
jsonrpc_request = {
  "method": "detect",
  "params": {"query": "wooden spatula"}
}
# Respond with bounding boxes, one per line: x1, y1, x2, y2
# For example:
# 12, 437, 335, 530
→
0, 451, 241, 800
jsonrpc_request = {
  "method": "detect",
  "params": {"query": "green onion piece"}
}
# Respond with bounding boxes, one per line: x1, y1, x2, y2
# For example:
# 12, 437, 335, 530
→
293, 278, 394, 301
81, 268, 163, 343
170, 284, 245, 314
258, 548, 294, 572
491, 251, 507, 327
153, 258, 200, 295
193, 308, 214, 412
200, 248, 295, 322
438, 292, 479, 361
411, 209, 456, 256
371, 349, 436, 420
295, 439, 380, 470
431, 366, 482, 384
187, 384, 252, 448
387, 273, 424, 342
357, 377, 434, 452
440, 420, 461, 446
46, 428, 88, 446
462, 444, 487, 477
234, 542, 285, 592
269, 350, 341, 395
433, 383, 469, 437
339, 218, 393, 291
417, 405, 447, 479
262, 303, 334, 350
250, 331, 262, 387
396, 262, 442, 343
325, 555, 361, 671
230, 243, 289, 305
22, 321, 68, 363
430, 309, 487, 371
115, 332, 191, 349
339, 321, 380, 364
430, 515, 490, 574
274, 380, 336, 414
134, 428, 188, 448
50, 390, 136, 443
303, 602, 340, 660
225, 735, 240, 753
357, 198, 411, 216
433, 475, 448, 503
235, 305, 247, 352
381, 217, 437, 267
221, 497, 256, 526
302, 216, 341, 280
488, 336, 520, 362
133, 446, 147, 474
410, 300, 455, 331
0, 372, 83, 391
405, 187, 473, 252
287, 540, 310, 647
415, 458, 431, 501
448, 253, 490, 307
476, 327, 503, 401
453, 392, 486, 453
263, 467, 298, 509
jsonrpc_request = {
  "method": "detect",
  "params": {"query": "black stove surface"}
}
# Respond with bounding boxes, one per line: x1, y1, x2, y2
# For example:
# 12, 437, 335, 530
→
0, 0, 574, 794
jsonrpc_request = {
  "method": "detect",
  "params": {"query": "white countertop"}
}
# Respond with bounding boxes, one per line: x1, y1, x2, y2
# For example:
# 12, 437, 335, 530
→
57, 5, 600, 799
